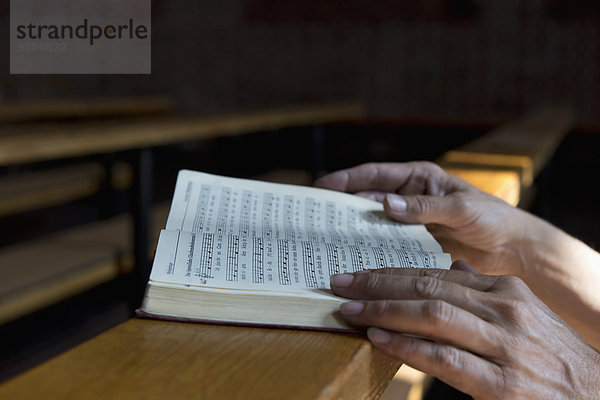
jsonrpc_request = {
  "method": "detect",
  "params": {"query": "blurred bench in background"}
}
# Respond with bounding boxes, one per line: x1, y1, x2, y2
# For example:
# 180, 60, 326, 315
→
0, 204, 170, 325
439, 105, 574, 188
0, 163, 132, 219
0, 96, 174, 122
0, 100, 365, 325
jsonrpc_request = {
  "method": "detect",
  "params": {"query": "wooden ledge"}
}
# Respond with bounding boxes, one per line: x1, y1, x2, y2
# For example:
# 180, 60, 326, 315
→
0, 96, 174, 122
439, 106, 574, 187
0, 319, 400, 399
444, 167, 521, 206
0, 103, 365, 166
0, 204, 169, 325
0, 162, 132, 218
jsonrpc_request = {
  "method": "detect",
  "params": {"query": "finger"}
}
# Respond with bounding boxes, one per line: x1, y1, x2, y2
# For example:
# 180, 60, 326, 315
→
340, 299, 500, 358
384, 193, 466, 225
367, 328, 503, 399
332, 267, 497, 293
330, 270, 498, 319
354, 191, 387, 202
451, 260, 481, 274
314, 162, 463, 195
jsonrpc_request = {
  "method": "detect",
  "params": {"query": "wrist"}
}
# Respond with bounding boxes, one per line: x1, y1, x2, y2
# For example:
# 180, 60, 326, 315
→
513, 213, 569, 279
492, 208, 540, 276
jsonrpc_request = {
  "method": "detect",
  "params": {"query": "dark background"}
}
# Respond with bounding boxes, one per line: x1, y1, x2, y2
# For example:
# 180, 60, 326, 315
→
1, 0, 599, 123
1, 0, 599, 393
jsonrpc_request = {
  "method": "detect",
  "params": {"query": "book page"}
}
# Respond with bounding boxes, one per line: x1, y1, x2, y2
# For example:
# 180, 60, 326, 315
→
151, 229, 452, 290
165, 170, 442, 252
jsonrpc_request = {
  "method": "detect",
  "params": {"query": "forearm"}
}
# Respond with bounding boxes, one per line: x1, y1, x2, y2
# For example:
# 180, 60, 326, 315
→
514, 214, 600, 349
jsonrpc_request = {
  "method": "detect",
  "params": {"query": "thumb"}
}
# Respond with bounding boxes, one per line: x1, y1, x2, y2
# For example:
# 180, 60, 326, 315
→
450, 260, 481, 274
383, 193, 458, 225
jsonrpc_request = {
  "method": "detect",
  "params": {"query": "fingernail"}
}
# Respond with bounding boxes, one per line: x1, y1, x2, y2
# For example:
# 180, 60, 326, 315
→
367, 327, 392, 344
386, 194, 407, 214
340, 301, 364, 315
330, 273, 354, 288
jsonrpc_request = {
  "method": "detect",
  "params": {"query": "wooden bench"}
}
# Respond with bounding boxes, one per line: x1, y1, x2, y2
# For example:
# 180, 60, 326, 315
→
0, 162, 132, 218
0, 96, 174, 122
0, 103, 365, 166
0, 204, 169, 325
444, 167, 521, 206
0, 95, 173, 218
438, 105, 574, 187
0, 317, 400, 400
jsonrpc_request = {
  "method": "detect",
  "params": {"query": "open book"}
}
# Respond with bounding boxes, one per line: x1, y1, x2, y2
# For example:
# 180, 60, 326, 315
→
139, 170, 451, 331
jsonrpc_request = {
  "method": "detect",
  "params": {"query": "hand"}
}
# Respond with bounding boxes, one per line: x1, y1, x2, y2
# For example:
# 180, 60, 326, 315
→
329, 263, 600, 400
314, 162, 534, 275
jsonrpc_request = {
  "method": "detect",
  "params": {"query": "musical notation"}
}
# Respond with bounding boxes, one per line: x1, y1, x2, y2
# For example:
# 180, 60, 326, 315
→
262, 193, 274, 239
216, 187, 231, 235
152, 171, 449, 291
252, 238, 264, 283
277, 239, 290, 285
371, 247, 387, 269
239, 190, 252, 237
302, 242, 317, 288
192, 185, 210, 232
283, 195, 295, 241
349, 246, 364, 272
326, 202, 342, 245
325, 243, 340, 276
198, 233, 213, 278
226, 235, 240, 281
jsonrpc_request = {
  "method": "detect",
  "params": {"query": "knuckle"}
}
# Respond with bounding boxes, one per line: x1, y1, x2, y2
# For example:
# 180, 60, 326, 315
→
431, 346, 463, 371
496, 298, 530, 326
500, 275, 523, 287
490, 327, 525, 361
410, 196, 431, 216
416, 161, 442, 173
423, 268, 446, 279
414, 276, 440, 298
452, 192, 473, 215
363, 163, 380, 186
424, 300, 454, 328
364, 273, 383, 294
370, 300, 390, 318
500, 276, 532, 298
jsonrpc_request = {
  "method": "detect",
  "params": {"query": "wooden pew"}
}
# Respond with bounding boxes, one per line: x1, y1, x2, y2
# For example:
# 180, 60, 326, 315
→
0, 162, 132, 218
0, 96, 174, 122
444, 167, 521, 206
0, 317, 399, 399
0, 103, 365, 166
0, 204, 169, 325
439, 106, 574, 187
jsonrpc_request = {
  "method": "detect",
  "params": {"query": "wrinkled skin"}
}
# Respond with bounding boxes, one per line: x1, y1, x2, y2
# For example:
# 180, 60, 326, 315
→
316, 162, 600, 350
315, 161, 527, 275
330, 264, 600, 400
